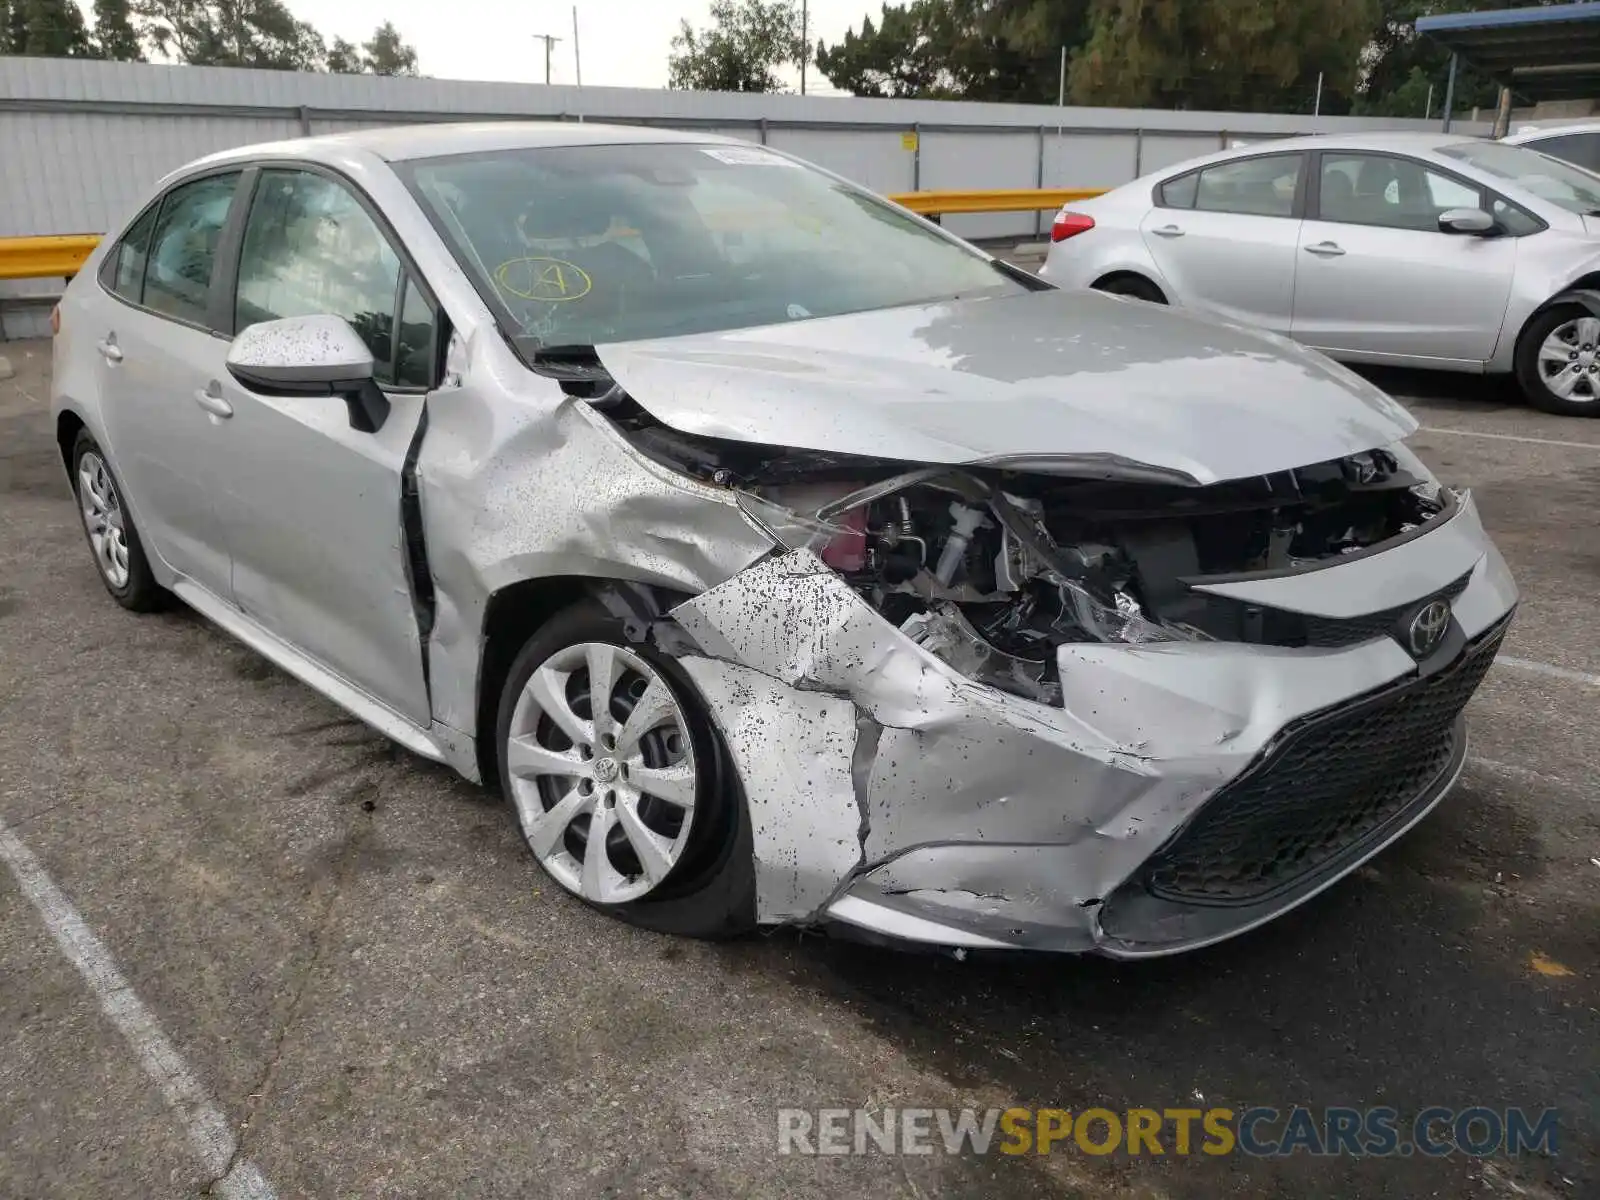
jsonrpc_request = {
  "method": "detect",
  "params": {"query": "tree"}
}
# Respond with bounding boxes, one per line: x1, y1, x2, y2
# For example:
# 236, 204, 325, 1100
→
1355, 0, 1549, 117
91, 0, 144, 59
2, 0, 92, 56
1068, 0, 1377, 113
668, 0, 803, 93
133, 0, 325, 70
819, 1, 1090, 103
361, 20, 416, 76
326, 22, 417, 75
325, 34, 360, 73
816, 3, 952, 97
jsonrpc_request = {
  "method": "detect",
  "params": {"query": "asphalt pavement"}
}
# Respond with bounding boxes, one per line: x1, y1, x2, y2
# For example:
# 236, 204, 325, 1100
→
1, 335, 1595, 1199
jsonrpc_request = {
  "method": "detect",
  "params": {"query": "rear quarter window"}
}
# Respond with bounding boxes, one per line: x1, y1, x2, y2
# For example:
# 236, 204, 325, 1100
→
1159, 173, 1198, 208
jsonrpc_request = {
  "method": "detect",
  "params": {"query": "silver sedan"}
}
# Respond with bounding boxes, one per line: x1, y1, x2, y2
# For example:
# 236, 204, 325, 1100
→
51, 123, 1516, 956
1042, 132, 1600, 416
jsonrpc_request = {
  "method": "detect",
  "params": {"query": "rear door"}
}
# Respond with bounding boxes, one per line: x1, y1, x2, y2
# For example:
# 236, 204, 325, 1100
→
93, 170, 246, 600
1290, 152, 1517, 365
212, 165, 441, 725
1138, 152, 1306, 333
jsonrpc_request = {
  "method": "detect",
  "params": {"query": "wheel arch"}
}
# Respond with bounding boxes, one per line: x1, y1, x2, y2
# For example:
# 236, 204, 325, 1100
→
1090, 270, 1169, 302
55, 408, 88, 474
1512, 284, 1600, 365
1520, 282, 1600, 339
473, 574, 694, 787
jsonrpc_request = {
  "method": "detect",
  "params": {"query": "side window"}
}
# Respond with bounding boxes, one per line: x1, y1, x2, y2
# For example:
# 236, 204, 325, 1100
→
1526, 133, 1600, 172
394, 278, 437, 389
1159, 173, 1198, 209
1426, 172, 1480, 210
1490, 197, 1543, 237
143, 173, 241, 325
236, 170, 403, 384
105, 205, 158, 304
1193, 155, 1300, 217
1319, 154, 1482, 232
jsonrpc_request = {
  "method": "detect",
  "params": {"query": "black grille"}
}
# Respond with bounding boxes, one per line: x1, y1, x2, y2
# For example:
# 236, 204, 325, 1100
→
1300, 572, 1473, 649
1176, 572, 1472, 650
1142, 623, 1506, 906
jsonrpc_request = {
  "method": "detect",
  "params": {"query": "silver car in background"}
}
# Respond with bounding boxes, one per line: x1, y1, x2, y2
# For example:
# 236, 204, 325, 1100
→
1504, 121, 1600, 172
1042, 133, 1600, 416
52, 124, 1517, 957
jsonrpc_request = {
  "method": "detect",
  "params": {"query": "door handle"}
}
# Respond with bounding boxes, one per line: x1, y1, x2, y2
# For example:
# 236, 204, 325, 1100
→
96, 338, 123, 363
1152, 225, 1185, 238
1305, 241, 1346, 257
193, 383, 234, 420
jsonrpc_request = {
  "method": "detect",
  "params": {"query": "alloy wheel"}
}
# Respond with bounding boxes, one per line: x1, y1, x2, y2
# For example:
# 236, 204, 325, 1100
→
1537, 316, 1600, 404
505, 641, 698, 905
77, 451, 130, 589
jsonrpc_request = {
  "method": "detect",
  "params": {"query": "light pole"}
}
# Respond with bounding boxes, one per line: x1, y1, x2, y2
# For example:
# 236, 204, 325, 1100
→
799, 0, 808, 95
532, 32, 562, 85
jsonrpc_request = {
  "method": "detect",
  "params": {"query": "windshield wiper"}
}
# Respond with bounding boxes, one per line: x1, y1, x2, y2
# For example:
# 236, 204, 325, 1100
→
523, 341, 611, 381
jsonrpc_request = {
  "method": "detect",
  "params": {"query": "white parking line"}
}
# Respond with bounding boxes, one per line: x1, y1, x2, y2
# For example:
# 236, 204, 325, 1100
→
0, 816, 277, 1200
1494, 655, 1600, 688
1417, 425, 1600, 452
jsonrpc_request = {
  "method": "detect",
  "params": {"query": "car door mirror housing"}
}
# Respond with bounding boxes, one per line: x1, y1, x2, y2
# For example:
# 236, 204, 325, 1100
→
1438, 208, 1495, 236
226, 315, 389, 432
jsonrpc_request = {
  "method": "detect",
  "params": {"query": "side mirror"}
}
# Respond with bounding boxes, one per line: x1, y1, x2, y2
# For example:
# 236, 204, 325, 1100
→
226, 315, 389, 432
1438, 208, 1495, 236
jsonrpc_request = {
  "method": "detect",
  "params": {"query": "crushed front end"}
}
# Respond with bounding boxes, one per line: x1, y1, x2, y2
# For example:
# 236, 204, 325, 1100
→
621, 419, 1517, 955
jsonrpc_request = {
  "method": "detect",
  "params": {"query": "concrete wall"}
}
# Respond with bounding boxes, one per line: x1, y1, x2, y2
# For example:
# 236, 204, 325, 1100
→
0, 56, 1492, 337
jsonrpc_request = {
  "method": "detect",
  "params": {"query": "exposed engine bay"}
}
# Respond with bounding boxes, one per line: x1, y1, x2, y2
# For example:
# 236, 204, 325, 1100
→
591, 386, 1453, 705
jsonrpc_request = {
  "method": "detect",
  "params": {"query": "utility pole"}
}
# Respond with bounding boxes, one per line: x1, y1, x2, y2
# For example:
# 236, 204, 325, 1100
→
532, 33, 562, 85
572, 5, 582, 87
799, 0, 808, 95
572, 5, 583, 120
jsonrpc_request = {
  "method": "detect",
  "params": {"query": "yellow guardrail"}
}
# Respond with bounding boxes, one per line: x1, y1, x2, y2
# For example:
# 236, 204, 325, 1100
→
0, 190, 1108, 281
888, 188, 1107, 216
0, 234, 102, 282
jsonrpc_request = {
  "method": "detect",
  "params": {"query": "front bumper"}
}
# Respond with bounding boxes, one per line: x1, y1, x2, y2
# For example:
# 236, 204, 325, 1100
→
669, 493, 1518, 956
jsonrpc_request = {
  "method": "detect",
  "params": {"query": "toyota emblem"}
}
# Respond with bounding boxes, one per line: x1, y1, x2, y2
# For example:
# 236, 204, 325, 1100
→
1407, 599, 1452, 657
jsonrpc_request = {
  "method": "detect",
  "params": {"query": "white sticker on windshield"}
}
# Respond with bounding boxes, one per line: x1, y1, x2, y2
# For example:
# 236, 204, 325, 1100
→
699, 145, 802, 168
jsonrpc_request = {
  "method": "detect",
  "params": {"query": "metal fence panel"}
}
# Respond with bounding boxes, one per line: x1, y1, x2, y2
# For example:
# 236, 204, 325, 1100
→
766, 127, 916, 195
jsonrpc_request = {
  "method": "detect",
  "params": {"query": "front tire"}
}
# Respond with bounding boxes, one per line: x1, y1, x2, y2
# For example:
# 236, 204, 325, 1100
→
1515, 305, 1600, 416
70, 430, 164, 612
495, 603, 755, 938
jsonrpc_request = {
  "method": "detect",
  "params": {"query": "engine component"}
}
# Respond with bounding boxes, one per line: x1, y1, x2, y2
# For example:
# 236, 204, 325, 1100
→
733, 448, 1449, 704
935, 502, 989, 586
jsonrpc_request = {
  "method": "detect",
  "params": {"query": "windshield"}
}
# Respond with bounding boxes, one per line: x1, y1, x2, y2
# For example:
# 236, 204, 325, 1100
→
401, 141, 1024, 353
1438, 139, 1600, 215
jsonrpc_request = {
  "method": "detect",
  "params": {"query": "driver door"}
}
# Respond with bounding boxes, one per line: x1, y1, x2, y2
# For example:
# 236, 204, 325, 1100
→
1291, 152, 1517, 365
212, 167, 441, 726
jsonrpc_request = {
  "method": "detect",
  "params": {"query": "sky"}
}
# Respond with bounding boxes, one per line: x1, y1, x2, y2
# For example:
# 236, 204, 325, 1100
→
278, 0, 894, 92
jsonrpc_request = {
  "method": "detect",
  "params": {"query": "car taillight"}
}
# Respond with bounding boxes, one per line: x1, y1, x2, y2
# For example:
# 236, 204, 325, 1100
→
49, 305, 61, 336
1051, 211, 1096, 242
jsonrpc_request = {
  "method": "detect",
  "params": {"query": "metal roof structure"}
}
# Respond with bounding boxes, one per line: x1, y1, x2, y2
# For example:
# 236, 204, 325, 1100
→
1416, 2, 1600, 104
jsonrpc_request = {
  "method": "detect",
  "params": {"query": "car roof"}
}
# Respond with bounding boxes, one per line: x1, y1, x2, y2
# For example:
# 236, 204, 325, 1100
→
180, 120, 740, 173
1142, 131, 1489, 179
1506, 120, 1600, 141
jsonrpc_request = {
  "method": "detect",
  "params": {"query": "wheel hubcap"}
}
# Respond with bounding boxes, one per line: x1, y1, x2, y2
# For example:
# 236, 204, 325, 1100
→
77, 452, 130, 588
505, 642, 697, 905
1538, 317, 1600, 403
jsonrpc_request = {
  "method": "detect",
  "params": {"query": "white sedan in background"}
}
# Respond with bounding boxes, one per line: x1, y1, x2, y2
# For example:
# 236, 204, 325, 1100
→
1041, 133, 1600, 416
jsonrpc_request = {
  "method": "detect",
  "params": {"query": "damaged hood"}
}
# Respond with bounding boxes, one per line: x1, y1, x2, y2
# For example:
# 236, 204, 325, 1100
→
595, 290, 1417, 485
